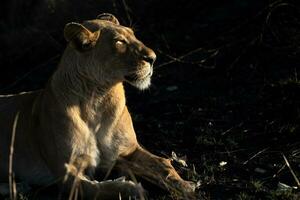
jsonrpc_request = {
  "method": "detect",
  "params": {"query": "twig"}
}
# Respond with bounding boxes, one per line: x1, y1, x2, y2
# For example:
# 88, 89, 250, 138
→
156, 47, 217, 69
9, 112, 19, 200
217, 149, 247, 154
112, 0, 119, 16
103, 160, 117, 181
243, 147, 269, 165
32, 177, 62, 199
273, 163, 286, 178
228, 37, 258, 71
121, 0, 132, 26
221, 122, 244, 136
282, 153, 300, 188
66, 154, 89, 200
0, 54, 60, 92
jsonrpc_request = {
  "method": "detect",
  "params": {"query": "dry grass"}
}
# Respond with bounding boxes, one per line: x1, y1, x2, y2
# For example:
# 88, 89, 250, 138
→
8, 112, 19, 200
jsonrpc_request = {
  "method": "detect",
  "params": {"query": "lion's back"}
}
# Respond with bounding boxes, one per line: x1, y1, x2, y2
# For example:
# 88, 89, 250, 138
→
0, 90, 41, 129
0, 90, 42, 181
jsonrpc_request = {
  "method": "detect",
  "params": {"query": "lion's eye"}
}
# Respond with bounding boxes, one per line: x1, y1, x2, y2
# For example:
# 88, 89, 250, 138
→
116, 39, 126, 46
115, 39, 127, 52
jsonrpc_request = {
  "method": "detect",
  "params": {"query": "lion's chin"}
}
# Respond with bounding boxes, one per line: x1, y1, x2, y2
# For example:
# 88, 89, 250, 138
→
125, 76, 151, 90
130, 77, 151, 90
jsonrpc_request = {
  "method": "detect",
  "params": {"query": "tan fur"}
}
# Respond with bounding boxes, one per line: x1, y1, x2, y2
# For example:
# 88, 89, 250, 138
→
0, 14, 195, 199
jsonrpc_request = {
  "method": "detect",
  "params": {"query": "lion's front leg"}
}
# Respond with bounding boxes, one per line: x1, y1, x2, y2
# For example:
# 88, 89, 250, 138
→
50, 154, 145, 200
117, 146, 195, 199
62, 173, 144, 200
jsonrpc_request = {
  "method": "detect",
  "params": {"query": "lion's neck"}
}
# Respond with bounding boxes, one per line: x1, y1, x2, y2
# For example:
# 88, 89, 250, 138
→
48, 53, 126, 131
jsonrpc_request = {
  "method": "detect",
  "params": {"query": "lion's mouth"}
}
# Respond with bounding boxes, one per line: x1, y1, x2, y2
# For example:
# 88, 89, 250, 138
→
124, 68, 153, 82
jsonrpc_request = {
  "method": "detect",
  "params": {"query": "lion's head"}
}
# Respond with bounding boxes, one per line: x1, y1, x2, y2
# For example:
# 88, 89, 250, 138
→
63, 13, 156, 90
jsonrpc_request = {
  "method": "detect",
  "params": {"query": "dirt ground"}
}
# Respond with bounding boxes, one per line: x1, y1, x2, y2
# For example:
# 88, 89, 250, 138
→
0, 0, 299, 199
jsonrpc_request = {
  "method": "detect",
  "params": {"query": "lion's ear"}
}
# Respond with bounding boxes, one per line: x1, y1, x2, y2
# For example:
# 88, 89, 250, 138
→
97, 13, 120, 25
64, 22, 100, 51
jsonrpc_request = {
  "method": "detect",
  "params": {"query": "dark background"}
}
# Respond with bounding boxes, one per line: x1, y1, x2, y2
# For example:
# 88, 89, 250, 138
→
0, 0, 299, 199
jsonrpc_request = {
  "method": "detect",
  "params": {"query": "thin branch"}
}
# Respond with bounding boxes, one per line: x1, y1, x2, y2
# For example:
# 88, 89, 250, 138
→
0, 54, 60, 92
243, 147, 269, 165
156, 48, 218, 69
282, 153, 300, 188
103, 160, 117, 181
273, 163, 286, 178
9, 112, 19, 200
221, 122, 244, 136
121, 0, 132, 26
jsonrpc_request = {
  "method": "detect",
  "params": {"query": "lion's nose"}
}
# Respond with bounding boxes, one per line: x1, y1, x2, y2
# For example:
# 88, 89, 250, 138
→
143, 53, 156, 66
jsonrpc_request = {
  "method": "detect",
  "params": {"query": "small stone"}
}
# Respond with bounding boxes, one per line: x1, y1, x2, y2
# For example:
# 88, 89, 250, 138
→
219, 161, 227, 167
166, 86, 178, 91
254, 167, 267, 174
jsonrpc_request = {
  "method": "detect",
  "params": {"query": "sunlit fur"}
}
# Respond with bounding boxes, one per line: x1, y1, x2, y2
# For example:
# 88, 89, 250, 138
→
130, 76, 151, 90
0, 14, 195, 199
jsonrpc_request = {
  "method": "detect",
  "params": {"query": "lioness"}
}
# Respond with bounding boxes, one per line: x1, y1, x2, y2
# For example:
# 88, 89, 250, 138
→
0, 13, 194, 199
